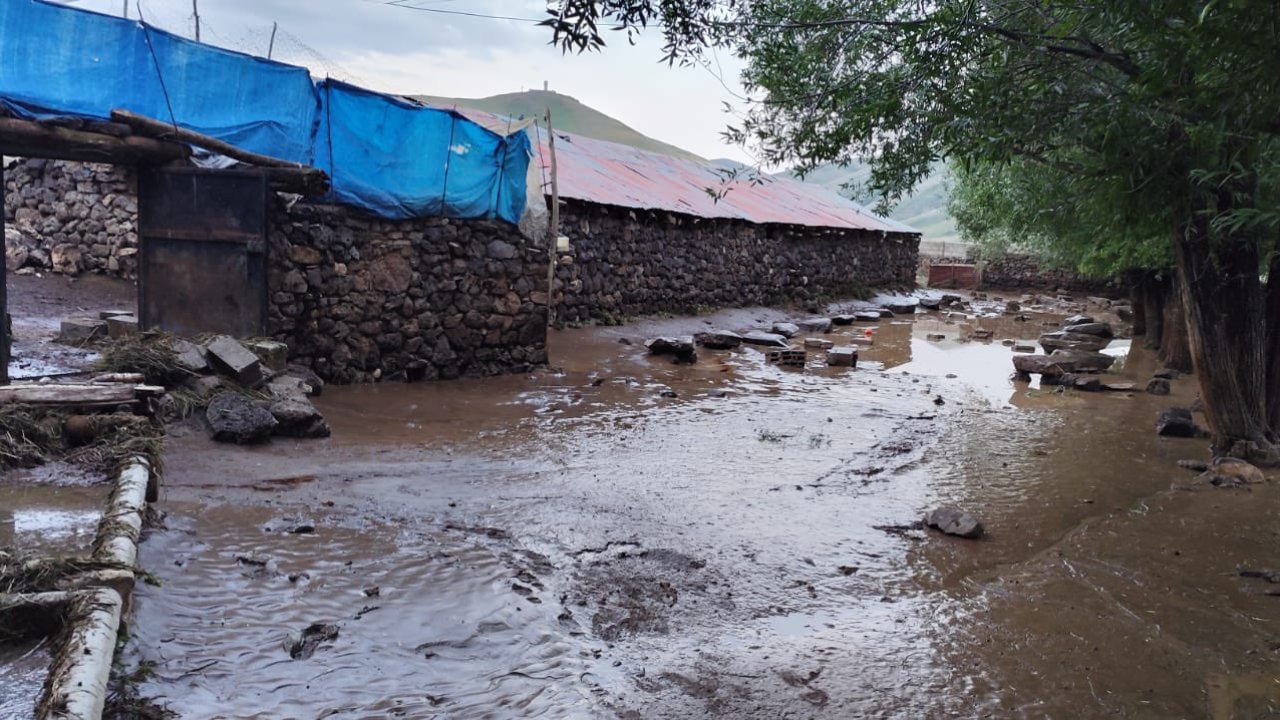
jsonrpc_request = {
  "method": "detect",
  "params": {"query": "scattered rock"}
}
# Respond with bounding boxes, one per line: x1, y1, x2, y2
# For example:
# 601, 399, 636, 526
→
922, 507, 984, 539
797, 317, 833, 333
287, 622, 340, 660
880, 301, 917, 315
1155, 407, 1207, 438
270, 396, 332, 439
244, 339, 289, 372
57, 318, 107, 345
1039, 331, 1110, 353
172, 339, 210, 374
741, 331, 790, 348
207, 391, 278, 444
1203, 457, 1266, 487
853, 311, 883, 322
695, 330, 743, 350
644, 336, 697, 363
1177, 459, 1210, 472
206, 335, 267, 388
926, 333, 946, 342
1013, 350, 1116, 376
803, 338, 834, 350
1153, 368, 1180, 380
849, 336, 874, 347
970, 329, 994, 340
1004, 301, 1021, 314
1102, 382, 1137, 392
1012, 344, 1036, 353
771, 322, 801, 338
1146, 378, 1171, 395
104, 314, 138, 339
826, 347, 858, 367
831, 315, 856, 326
1062, 322, 1115, 339
1063, 314, 1095, 326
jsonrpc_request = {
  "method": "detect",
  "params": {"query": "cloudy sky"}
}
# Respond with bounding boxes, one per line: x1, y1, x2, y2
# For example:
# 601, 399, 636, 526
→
68, 0, 755, 162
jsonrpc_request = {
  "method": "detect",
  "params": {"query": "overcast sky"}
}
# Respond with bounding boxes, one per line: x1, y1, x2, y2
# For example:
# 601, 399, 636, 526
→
69, 0, 755, 163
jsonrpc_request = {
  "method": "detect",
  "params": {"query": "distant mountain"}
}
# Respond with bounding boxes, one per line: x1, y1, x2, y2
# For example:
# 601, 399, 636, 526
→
413, 90, 703, 161
784, 162, 959, 249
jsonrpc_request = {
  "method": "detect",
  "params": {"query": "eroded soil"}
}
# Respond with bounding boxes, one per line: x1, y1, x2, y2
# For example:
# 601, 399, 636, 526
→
93, 295, 1280, 717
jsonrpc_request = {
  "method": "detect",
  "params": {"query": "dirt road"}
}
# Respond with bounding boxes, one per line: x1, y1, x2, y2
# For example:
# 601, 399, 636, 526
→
123, 300, 1280, 718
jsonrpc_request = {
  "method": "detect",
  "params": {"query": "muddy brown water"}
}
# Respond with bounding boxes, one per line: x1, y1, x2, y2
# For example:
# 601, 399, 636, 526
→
119, 297, 1280, 718
0, 639, 52, 718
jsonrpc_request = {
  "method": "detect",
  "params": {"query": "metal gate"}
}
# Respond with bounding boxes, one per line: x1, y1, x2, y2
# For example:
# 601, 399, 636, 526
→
137, 167, 269, 338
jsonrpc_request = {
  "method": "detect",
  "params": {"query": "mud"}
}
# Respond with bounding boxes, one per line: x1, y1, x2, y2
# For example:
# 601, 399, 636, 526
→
115, 293, 1280, 718
6, 271, 136, 379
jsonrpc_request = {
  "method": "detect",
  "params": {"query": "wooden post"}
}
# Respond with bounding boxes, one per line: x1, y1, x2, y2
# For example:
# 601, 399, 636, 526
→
192, 0, 201, 41
0, 162, 8, 386
544, 109, 560, 326
268, 22, 278, 59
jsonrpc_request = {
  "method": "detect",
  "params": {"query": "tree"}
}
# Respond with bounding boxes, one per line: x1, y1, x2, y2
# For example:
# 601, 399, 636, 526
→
546, 0, 1280, 461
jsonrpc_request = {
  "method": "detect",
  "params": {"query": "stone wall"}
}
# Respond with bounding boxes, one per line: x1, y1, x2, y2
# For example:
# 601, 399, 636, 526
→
979, 253, 1116, 293
553, 200, 920, 323
268, 202, 549, 384
2, 158, 139, 277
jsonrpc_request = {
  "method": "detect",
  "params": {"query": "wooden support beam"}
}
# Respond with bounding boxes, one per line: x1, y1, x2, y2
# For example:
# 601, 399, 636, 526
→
0, 117, 189, 165
111, 109, 304, 169
262, 165, 330, 195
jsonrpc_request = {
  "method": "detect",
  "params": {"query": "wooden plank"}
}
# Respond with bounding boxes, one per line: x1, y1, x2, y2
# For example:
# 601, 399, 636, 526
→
0, 383, 162, 405
0, 117, 189, 165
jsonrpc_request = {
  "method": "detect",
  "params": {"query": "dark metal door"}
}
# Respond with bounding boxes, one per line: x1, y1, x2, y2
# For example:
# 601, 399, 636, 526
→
137, 167, 269, 338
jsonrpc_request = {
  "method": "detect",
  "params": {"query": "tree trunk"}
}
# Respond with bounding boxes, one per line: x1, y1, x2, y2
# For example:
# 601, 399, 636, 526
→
1142, 274, 1165, 350
1159, 278, 1194, 373
1266, 254, 1280, 439
1131, 275, 1147, 337
1174, 217, 1275, 460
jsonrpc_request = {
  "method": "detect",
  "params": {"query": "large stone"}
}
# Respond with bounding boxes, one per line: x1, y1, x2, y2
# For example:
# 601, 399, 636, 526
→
826, 347, 858, 367
797, 317, 833, 333
1202, 457, 1266, 488
172, 339, 210, 374
1063, 314, 1095, 326
105, 314, 138, 338
487, 239, 519, 260
206, 391, 277, 444
288, 245, 325, 265
853, 311, 883, 322
695, 330, 743, 350
270, 396, 331, 439
1146, 378, 1171, 395
1039, 331, 1110, 353
1062, 322, 1115, 339
1013, 349, 1116, 376
771, 322, 801, 338
206, 335, 267, 388
1156, 407, 1206, 438
244, 339, 289, 372
880, 301, 918, 315
804, 337, 834, 350
57, 318, 107, 345
831, 315, 856, 326
923, 507, 984, 539
741, 331, 790, 348
645, 336, 697, 363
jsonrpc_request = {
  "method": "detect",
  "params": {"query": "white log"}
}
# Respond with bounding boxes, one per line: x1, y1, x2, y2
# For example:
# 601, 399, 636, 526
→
92, 457, 150, 570
44, 588, 123, 720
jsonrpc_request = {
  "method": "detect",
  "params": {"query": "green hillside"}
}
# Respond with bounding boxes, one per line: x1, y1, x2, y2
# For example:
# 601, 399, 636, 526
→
785, 162, 960, 250
414, 90, 703, 161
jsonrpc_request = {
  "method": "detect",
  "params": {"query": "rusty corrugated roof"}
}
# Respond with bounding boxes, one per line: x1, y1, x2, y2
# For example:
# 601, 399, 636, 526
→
441, 105, 917, 234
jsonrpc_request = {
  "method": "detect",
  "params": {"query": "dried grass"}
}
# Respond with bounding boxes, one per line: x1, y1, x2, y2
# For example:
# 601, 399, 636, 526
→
95, 332, 197, 388
0, 405, 163, 473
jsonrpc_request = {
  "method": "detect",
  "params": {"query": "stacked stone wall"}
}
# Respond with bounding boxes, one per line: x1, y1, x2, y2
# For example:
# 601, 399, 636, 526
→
553, 200, 920, 322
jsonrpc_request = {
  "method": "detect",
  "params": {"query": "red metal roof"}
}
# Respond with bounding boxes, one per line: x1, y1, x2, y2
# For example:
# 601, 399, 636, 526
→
441, 105, 916, 233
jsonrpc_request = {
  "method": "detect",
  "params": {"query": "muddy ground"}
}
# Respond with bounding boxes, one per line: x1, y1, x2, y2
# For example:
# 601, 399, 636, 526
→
3, 273, 1278, 718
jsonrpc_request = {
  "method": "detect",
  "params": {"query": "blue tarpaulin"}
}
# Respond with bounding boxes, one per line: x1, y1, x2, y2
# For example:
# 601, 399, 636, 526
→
0, 0, 529, 225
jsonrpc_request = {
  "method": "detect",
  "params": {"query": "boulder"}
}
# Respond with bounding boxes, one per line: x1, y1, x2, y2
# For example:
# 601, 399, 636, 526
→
1013, 350, 1116, 376
206, 391, 277, 444
1039, 331, 1110, 353
923, 507, 984, 539
1004, 301, 1021, 314
1156, 407, 1206, 438
57, 318, 107, 345
826, 347, 858, 367
797, 317, 833, 333
1062, 322, 1115, 339
919, 296, 944, 310
270, 396, 331, 439
831, 315, 856, 326
1064, 314, 1095, 326
741, 331, 790, 348
285, 365, 325, 397
206, 335, 267, 388
1145, 378, 1171, 395
1043, 373, 1104, 391
173, 339, 210, 374
644, 336, 697, 363
771, 322, 801, 338
1012, 344, 1037, 353
854, 311, 883, 322
244, 339, 289, 372
1202, 457, 1266, 487
695, 330, 743, 350
880, 301, 918, 315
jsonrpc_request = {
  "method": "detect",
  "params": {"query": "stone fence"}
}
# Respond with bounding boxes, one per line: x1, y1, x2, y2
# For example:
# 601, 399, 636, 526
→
552, 200, 920, 323
917, 251, 1118, 293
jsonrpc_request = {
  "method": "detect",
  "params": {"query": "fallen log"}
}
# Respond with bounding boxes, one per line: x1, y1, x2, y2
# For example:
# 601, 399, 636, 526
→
112, 109, 302, 169
0, 383, 164, 408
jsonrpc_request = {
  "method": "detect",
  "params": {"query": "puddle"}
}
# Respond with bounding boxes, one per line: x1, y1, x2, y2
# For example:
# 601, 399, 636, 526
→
0, 483, 107, 554
0, 639, 53, 719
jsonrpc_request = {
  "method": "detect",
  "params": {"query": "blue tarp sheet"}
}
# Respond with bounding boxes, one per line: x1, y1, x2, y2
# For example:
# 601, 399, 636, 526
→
0, 0, 529, 224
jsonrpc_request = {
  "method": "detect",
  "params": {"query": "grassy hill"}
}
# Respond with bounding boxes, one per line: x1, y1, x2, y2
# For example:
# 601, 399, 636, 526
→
414, 90, 703, 161
784, 162, 960, 251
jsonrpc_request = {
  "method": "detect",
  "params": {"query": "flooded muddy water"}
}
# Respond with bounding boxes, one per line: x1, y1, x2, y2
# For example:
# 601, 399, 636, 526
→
128, 295, 1280, 718
0, 639, 52, 718
0, 470, 107, 555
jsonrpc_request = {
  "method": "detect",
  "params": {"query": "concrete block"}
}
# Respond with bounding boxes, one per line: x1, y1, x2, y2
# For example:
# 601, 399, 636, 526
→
849, 336, 874, 346
57, 318, 107, 345
206, 335, 266, 388
244, 339, 289, 372
803, 338, 834, 350
827, 347, 858, 367
105, 314, 138, 339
